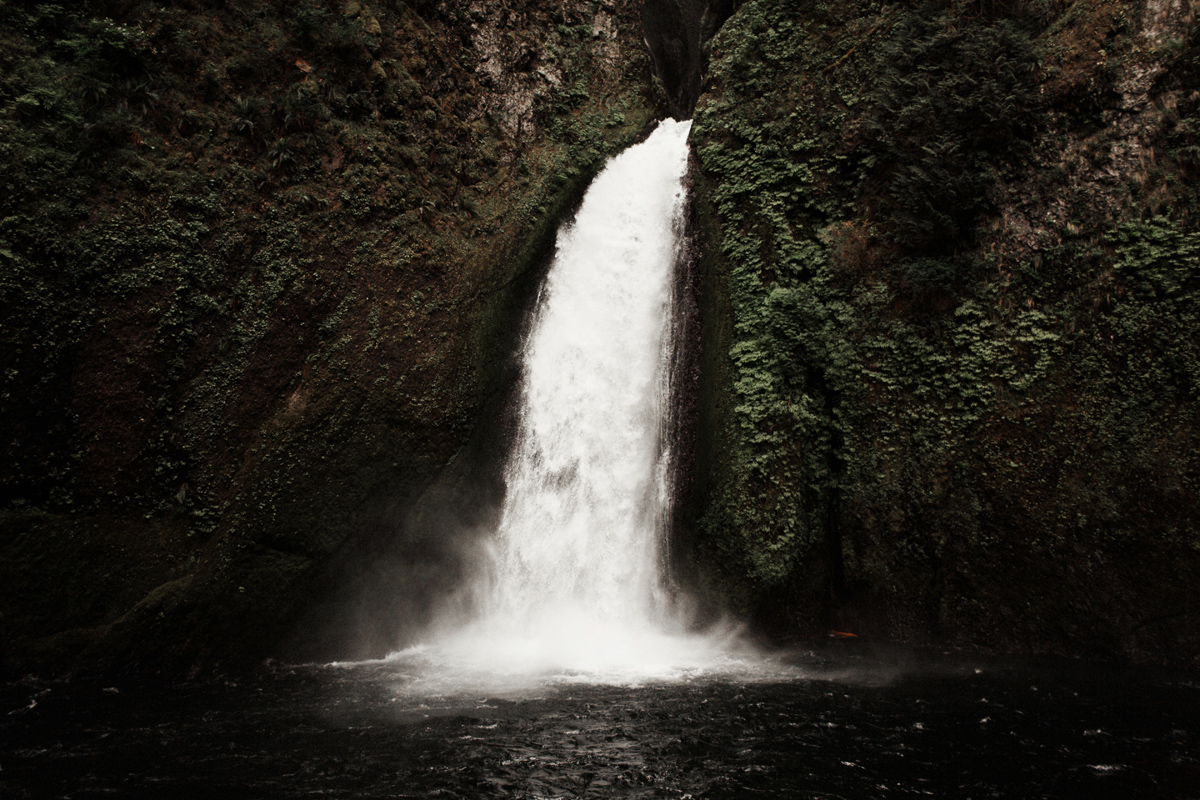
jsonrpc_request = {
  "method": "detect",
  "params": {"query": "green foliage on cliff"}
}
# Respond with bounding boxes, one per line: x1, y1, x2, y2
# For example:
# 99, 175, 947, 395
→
0, 0, 658, 672
692, 0, 1200, 659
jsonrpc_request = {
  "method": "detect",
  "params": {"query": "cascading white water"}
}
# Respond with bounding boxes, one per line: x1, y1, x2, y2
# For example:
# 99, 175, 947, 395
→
485, 118, 691, 634
386, 120, 746, 689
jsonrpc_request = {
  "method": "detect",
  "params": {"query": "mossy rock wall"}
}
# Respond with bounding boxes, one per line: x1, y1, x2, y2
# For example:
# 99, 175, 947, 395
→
688, 0, 1200, 665
0, 0, 661, 675
6, 0, 1199, 675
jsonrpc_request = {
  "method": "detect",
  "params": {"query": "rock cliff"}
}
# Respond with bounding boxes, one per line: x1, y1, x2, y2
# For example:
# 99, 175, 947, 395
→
687, 0, 1200, 665
3, 0, 1198, 676
0, 0, 660, 675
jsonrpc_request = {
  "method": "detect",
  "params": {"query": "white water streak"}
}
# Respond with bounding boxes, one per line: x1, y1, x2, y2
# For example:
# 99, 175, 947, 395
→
487, 118, 691, 631
386, 119, 747, 687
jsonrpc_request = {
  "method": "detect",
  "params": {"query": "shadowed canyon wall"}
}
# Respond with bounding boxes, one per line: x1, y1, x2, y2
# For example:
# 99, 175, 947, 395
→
0, 0, 663, 675
3, 0, 1199, 676
686, 0, 1200, 666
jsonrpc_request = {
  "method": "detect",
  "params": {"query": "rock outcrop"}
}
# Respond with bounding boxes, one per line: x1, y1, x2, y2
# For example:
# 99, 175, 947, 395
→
686, 0, 1200, 666
0, 0, 661, 676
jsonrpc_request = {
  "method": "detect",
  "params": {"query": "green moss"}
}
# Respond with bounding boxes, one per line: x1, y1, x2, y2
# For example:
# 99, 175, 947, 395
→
0, 0, 660, 673
692, 0, 1200, 659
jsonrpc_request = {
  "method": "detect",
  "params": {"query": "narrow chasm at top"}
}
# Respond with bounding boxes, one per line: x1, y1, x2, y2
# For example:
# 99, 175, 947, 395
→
642, 0, 737, 119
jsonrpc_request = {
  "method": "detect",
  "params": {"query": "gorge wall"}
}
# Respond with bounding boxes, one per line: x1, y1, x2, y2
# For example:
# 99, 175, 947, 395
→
0, 0, 663, 675
2, 0, 1199, 676
686, 0, 1200, 666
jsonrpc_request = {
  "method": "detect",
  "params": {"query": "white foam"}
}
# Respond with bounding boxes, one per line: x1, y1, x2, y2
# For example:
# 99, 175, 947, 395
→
376, 121, 767, 690
383, 618, 763, 695
483, 119, 694, 636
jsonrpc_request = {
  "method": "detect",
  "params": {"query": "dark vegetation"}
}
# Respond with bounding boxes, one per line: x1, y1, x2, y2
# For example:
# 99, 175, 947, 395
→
690, 0, 1200, 664
862, 6, 1042, 256
0, 0, 658, 674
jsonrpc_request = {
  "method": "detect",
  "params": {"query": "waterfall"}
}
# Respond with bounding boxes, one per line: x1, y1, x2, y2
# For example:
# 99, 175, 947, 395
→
486, 118, 691, 634
388, 120, 739, 687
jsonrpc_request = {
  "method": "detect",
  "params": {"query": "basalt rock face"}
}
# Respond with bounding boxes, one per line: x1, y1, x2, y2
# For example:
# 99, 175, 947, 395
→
687, 0, 1200, 665
642, 0, 736, 119
0, 0, 661, 677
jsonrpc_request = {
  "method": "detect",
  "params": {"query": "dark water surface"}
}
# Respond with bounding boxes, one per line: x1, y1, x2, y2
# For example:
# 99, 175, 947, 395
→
3, 646, 1197, 798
